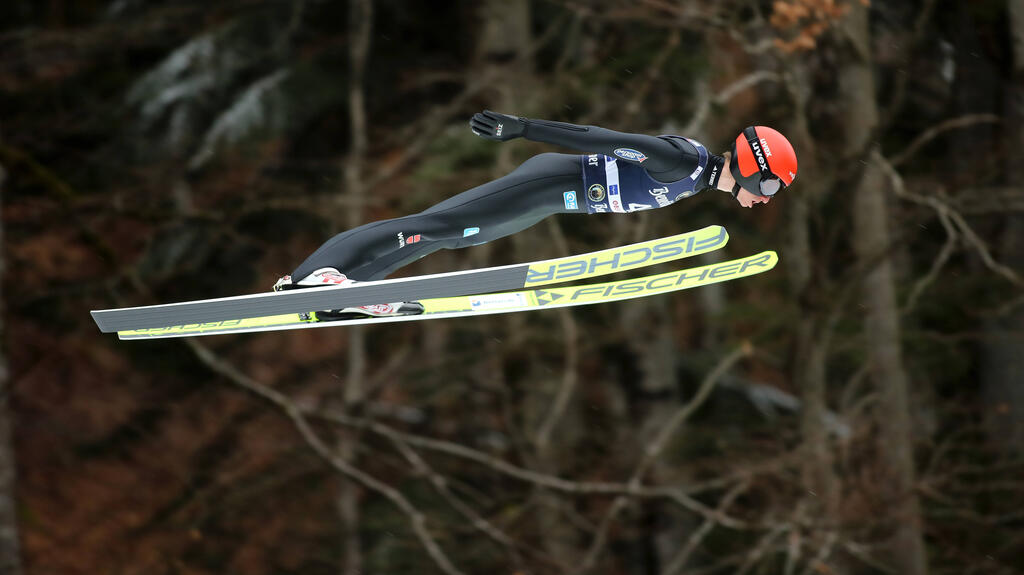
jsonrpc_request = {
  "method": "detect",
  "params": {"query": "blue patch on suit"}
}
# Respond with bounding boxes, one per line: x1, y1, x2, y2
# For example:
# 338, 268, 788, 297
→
563, 191, 578, 210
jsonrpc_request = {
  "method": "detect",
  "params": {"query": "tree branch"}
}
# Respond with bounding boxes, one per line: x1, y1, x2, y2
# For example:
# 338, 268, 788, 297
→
735, 524, 790, 575
875, 150, 1023, 289
621, 29, 680, 124
683, 71, 781, 135
534, 220, 579, 451
184, 339, 466, 575
385, 434, 551, 570
902, 207, 958, 313
880, 0, 939, 128
313, 408, 753, 528
573, 345, 751, 573
661, 480, 751, 575
889, 114, 1001, 168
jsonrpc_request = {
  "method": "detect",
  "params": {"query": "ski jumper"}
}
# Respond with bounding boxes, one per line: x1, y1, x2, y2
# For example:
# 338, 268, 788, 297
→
289, 119, 725, 282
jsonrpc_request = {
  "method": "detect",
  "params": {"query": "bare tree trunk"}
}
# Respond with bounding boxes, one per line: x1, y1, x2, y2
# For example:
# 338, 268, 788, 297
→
0, 160, 22, 575
474, 0, 582, 566
336, 1, 373, 572
980, 0, 1024, 455
489, 0, 534, 350
782, 59, 844, 549
789, 164, 841, 517
980, 220, 1024, 454
843, 5, 928, 573
853, 154, 929, 575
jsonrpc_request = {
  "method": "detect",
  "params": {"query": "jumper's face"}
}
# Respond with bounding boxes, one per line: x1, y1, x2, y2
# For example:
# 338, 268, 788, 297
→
736, 188, 772, 208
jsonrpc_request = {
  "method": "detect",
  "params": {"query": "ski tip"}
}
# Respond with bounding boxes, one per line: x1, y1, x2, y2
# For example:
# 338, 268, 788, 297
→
90, 309, 116, 333
696, 224, 728, 246
755, 250, 779, 269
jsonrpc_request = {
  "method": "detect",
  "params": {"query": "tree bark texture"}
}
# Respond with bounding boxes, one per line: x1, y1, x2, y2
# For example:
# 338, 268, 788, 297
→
843, 3, 929, 574
980, 0, 1024, 455
0, 160, 22, 575
337, 1, 374, 573
853, 156, 928, 575
478, 0, 584, 567
783, 58, 843, 525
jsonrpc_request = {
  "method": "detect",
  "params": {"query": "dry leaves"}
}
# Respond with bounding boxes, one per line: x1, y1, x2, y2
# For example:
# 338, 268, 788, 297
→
770, 0, 860, 52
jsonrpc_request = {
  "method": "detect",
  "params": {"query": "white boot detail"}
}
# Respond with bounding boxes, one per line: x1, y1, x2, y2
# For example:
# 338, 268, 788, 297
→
296, 267, 353, 286
273, 268, 422, 319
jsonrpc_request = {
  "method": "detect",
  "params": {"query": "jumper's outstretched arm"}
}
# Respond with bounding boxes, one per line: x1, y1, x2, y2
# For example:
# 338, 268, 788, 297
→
470, 110, 702, 181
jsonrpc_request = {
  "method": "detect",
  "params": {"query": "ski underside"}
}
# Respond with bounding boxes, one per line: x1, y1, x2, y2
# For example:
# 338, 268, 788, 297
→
117, 245, 778, 339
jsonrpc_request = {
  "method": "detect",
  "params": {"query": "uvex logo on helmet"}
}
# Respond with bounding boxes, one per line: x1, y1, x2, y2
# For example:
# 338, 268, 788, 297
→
730, 125, 798, 196
749, 139, 768, 171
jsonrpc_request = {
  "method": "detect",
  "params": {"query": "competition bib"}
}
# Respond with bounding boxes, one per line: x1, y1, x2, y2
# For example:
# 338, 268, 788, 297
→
580, 136, 709, 214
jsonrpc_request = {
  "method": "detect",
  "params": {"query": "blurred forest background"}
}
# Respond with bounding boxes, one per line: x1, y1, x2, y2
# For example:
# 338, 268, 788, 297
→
1, 0, 1023, 574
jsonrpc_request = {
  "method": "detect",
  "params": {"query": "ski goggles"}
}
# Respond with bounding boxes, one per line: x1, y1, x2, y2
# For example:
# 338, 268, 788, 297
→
758, 174, 783, 196
733, 174, 782, 197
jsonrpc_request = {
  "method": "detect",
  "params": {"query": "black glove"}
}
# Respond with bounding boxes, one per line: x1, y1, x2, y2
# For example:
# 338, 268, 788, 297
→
470, 110, 526, 141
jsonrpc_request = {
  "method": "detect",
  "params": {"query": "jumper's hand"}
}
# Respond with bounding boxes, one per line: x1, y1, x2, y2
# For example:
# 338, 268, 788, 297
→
470, 110, 525, 141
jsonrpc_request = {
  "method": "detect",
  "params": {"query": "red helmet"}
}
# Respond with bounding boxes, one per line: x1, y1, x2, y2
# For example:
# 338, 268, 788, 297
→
729, 126, 798, 197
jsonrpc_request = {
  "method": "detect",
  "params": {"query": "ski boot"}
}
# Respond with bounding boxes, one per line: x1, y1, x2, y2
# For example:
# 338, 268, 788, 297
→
273, 268, 424, 319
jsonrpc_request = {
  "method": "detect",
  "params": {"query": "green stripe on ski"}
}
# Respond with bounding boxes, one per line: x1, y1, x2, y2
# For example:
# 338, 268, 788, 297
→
117, 251, 777, 339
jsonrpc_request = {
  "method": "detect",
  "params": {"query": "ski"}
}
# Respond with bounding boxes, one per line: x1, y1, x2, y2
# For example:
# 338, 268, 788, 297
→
117, 250, 777, 339
92, 225, 728, 333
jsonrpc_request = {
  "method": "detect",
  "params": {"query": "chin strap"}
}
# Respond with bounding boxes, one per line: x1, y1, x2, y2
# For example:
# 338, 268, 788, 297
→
731, 183, 741, 198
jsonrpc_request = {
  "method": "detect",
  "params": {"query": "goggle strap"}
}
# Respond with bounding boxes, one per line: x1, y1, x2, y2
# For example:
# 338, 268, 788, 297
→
743, 127, 775, 179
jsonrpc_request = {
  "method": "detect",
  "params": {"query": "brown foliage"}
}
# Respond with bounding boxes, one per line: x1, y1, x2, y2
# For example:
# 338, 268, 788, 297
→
770, 0, 858, 52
